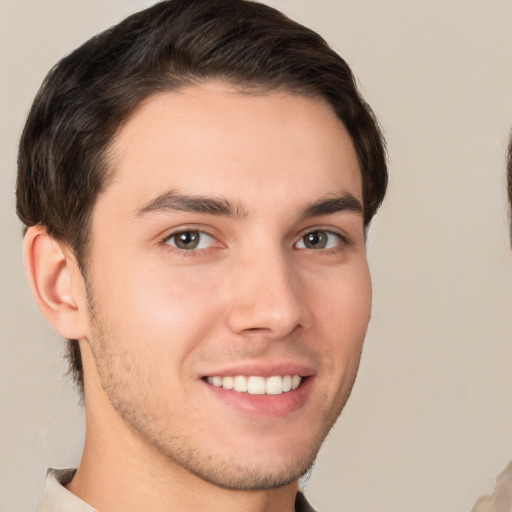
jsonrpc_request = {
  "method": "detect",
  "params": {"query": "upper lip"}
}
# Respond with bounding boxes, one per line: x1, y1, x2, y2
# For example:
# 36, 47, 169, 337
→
200, 362, 316, 379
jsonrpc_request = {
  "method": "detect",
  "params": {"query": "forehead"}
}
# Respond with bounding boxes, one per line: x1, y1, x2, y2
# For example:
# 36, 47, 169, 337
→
101, 82, 362, 215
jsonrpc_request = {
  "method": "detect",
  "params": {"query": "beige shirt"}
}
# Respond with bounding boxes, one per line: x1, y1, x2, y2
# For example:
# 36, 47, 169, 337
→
36, 469, 94, 512
36, 469, 317, 512
472, 461, 512, 512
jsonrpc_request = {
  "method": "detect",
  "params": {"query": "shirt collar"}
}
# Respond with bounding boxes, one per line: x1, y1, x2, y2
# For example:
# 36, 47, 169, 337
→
36, 469, 97, 512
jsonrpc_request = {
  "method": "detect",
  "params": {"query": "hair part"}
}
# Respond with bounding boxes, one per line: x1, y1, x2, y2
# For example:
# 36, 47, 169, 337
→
16, 0, 388, 394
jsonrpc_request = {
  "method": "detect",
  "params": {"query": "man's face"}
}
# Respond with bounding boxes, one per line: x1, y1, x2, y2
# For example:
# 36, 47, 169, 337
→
82, 82, 371, 490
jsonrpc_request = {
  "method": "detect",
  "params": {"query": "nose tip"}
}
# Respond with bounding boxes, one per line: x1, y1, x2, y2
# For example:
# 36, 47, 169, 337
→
225, 266, 312, 339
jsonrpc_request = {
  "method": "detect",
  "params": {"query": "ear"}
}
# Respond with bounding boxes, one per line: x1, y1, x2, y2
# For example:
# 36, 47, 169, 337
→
23, 226, 89, 340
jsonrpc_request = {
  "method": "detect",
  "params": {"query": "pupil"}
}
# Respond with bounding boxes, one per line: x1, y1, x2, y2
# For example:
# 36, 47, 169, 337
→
305, 231, 326, 248
177, 231, 199, 249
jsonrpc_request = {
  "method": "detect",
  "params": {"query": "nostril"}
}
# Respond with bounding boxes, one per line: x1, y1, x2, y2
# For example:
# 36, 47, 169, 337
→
225, 298, 309, 338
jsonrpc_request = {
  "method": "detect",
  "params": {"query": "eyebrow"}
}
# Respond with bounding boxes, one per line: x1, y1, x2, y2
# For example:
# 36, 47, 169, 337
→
298, 193, 363, 220
136, 190, 363, 220
136, 191, 248, 218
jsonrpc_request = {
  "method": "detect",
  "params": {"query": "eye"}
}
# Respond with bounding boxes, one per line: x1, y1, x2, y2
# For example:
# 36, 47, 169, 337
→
164, 230, 215, 250
295, 230, 343, 250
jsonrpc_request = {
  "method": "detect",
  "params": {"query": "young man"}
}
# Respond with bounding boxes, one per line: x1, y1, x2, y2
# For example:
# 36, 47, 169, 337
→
16, 0, 387, 510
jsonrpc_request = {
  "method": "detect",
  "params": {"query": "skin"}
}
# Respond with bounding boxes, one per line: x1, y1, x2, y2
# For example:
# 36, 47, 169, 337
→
26, 82, 371, 512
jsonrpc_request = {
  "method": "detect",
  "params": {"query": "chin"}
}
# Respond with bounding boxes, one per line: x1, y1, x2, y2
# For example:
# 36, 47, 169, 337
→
181, 451, 318, 491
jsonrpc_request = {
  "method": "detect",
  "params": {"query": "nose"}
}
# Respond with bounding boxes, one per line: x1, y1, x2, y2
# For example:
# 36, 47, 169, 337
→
225, 249, 313, 340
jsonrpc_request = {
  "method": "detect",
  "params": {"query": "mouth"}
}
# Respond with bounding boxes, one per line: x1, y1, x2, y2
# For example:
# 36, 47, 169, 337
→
204, 374, 302, 395
200, 365, 314, 417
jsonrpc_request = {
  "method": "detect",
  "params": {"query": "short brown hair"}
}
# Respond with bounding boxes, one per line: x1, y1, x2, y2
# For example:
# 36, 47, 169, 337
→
16, 0, 388, 393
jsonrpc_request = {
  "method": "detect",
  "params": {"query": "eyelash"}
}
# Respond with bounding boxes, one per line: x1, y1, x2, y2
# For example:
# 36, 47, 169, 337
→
160, 227, 349, 255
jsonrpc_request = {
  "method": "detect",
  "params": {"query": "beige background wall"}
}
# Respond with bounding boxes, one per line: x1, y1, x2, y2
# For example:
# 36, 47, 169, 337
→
1, 1, 512, 511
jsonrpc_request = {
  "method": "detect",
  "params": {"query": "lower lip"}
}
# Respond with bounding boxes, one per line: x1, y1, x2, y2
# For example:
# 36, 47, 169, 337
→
202, 377, 314, 418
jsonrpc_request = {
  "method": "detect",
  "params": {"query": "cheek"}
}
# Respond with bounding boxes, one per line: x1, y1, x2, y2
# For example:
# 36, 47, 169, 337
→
311, 261, 372, 362
88, 256, 225, 374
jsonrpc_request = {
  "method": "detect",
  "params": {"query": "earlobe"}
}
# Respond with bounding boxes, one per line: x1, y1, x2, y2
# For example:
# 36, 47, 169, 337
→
23, 226, 88, 340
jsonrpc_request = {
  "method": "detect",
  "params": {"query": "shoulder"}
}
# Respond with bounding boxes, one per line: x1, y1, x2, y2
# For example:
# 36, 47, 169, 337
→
472, 460, 512, 512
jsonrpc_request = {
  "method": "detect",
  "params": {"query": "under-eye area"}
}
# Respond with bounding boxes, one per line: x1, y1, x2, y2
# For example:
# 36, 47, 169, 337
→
203, 375, 304, 395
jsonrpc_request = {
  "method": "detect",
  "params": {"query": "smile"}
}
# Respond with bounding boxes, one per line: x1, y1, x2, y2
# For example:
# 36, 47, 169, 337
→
205, 375, 302, 395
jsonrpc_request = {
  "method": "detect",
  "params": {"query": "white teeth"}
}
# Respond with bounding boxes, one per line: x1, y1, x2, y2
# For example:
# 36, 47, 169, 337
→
206, 374, 302, 395
247, 376, 266, 395
266, 376, 283, 395
222, 376, 234, 390
233, 375, 248, 392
